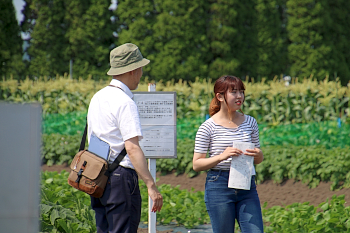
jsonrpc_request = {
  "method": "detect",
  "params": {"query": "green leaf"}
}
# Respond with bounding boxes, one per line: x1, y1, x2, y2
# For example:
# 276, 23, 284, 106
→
57, 219, 70, 233
320, 203, 329, 211
50, 209, 60, 225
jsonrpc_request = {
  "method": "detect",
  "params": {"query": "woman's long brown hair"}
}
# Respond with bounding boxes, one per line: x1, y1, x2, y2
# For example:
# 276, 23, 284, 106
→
209, 75, 245, 117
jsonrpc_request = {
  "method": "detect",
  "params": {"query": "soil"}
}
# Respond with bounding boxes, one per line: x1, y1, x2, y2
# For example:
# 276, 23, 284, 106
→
43, 164, 350, 233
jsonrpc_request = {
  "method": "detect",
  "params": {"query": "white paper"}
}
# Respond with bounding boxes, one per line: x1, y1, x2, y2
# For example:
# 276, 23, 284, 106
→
228, 141, 255, 190
139, 125, 176, 157
134, 92, 177, 159
134, 93, 175, 125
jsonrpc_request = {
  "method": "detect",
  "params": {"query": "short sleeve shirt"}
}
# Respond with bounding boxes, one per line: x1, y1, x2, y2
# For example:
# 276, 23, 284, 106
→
194, 115, 260, 174
87, 79, 142, 169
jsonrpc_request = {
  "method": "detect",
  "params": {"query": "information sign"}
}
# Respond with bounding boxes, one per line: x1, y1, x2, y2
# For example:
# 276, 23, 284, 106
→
134, 92, 177, 158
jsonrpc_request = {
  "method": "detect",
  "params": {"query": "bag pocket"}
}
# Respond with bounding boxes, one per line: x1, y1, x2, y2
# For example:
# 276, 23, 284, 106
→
67, 150, 109, 198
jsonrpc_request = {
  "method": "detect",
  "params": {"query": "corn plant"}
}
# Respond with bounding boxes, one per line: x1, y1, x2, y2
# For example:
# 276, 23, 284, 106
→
1, 75, 349, 124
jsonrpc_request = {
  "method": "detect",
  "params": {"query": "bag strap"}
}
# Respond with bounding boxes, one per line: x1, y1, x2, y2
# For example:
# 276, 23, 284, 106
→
79, 122, 127, 174
79, 123, 88, 152
79, 85, 123, 152
107, 148, 126, 173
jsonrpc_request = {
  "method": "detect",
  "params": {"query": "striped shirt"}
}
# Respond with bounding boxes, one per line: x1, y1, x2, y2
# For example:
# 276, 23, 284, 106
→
194, 115, 260, 174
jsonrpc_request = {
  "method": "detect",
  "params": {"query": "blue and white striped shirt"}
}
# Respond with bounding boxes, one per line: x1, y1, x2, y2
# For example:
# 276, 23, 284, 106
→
194, 115, 260, 173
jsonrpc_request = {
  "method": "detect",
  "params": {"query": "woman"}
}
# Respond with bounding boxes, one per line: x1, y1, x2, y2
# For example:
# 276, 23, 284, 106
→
193, 75, 264, 233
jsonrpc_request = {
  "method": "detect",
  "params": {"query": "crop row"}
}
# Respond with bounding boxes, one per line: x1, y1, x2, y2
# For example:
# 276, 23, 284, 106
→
42, 110, 350, 149
1, 76, 349, 124
41, 171, 350, 232
42, 133, 350, 190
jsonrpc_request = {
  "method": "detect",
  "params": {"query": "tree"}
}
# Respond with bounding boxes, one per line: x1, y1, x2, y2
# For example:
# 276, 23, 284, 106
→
286, 0, 347, 81
24, 0, 67, 76
22, 0, 115, 78
325, 0, 350, 84
64, 0, 115, 78
207, 0, 258, 80
255, 0, 288, 79
116, 0, 211, 82
0, 0, 24, 77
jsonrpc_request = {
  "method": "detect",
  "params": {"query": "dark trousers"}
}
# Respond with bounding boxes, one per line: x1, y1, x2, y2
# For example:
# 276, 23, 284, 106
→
91, 166, 141, 233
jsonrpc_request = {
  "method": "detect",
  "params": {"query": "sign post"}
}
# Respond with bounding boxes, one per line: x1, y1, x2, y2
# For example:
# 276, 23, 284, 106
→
148, 83, 157, 233
134, 84, 177, 233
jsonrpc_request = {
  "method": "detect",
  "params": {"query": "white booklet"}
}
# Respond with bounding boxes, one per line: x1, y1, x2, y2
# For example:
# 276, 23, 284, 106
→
228, 141, 255, 190
88, 134, 111, 161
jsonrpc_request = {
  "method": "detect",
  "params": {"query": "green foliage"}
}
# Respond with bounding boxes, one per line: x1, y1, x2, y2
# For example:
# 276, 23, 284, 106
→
41, 109, 350, 149
326, 1, 350, 86
263, 195, 350, 232
286, 0, 350, 84
40, 171, 350, 232
1, 77, 349, 123
0, 76, 102, 114
40, 171, 210, 230
41, 133, 199, 177
256, 145, 350, 190
4, 0, 350, 82
41, 131, 350, 190
242, 78, 350, 125
259, 120, 350, 149
0, 0, 24, 77
43, 111, 87, 135
255, 0, 288, 78
139, 182, 210, 228
116, 0, 211, 82
208, 0, 258, 79
156, 138, 200, 178
23, 0, 115, 78
40, 171, 96, 233
42, 134, 85, 166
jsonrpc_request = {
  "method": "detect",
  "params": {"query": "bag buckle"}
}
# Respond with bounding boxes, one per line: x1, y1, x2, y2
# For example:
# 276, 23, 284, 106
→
75, 161, 87, 183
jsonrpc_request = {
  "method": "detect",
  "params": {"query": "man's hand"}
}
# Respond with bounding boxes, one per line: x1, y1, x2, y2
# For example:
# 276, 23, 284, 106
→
125, 137, 163, 212
148, 185, 163, 212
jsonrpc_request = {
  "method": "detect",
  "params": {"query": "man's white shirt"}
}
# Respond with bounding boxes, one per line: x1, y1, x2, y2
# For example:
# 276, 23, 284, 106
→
87, 79, 143, 169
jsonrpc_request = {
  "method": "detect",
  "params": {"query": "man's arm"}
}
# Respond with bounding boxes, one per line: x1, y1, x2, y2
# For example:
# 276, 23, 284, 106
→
124, 136, 163, 212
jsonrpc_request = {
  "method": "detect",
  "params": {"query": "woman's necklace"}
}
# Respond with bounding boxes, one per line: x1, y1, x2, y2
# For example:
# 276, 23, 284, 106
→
228, 112, 236, 124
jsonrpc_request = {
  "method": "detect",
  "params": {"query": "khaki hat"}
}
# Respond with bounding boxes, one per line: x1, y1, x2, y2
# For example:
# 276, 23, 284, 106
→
107, 43, 150, 76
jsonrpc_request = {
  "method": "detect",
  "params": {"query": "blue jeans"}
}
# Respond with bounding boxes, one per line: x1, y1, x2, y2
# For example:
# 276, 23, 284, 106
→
205, 170, 264, 233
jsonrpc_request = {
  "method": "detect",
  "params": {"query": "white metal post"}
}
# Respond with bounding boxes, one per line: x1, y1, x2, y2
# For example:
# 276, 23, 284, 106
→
148, 83, 157, 233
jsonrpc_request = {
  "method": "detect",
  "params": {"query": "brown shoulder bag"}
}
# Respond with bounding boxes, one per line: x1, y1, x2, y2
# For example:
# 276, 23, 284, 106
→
67, 124, 126, 198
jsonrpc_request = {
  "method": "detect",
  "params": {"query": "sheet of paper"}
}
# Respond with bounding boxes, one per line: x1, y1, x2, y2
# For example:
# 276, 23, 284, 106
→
228, 141, 255, 190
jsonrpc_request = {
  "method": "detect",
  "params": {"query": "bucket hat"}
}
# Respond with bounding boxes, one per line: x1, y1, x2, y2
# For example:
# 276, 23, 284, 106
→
107, 43, 150, 76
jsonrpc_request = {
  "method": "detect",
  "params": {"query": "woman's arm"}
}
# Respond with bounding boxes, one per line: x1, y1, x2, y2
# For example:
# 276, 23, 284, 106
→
193, 147, 243, 172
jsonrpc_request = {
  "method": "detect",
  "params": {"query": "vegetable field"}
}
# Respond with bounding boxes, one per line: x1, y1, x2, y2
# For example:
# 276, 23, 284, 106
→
1, 76, 350, 232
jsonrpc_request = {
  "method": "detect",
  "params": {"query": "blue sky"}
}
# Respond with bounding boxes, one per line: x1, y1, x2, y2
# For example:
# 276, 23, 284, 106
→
12, 0, 117, 25
13, 0, 25, 24
12, 0, 117, 40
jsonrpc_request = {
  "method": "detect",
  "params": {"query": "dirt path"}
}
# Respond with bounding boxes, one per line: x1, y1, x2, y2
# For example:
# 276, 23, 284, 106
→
155, 171, 350, 208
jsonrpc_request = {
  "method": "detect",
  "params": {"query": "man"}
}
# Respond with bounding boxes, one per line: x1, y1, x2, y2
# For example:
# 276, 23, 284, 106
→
87, 43, 163, 233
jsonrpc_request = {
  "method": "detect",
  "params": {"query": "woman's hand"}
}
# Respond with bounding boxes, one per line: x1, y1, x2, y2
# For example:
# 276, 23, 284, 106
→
245, 148, 264, 164
193, 147, 243, 172
219, 147, 243, 161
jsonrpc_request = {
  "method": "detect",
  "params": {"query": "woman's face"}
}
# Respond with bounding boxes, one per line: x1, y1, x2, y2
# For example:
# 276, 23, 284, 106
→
221, 88, 244, 111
